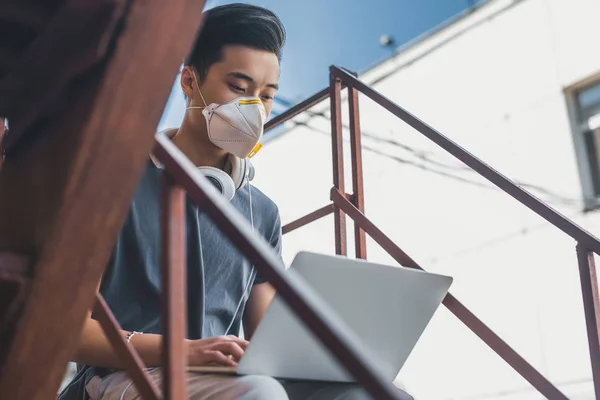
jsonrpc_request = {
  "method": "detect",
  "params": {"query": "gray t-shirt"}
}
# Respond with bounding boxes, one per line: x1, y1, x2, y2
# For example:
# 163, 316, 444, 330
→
59, 160, 283, 399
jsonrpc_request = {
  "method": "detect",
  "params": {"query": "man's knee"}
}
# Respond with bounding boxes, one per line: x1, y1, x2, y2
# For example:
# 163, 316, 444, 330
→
238, 375, 288, 400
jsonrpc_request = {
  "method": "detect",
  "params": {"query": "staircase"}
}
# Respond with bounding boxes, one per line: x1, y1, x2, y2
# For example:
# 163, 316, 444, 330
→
0, 1, 599, 400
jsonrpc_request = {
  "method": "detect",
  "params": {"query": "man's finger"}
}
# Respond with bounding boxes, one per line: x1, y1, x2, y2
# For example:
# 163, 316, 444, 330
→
212, 341, 245, 361
206, 350, 237, 366
223, 335, 250, 349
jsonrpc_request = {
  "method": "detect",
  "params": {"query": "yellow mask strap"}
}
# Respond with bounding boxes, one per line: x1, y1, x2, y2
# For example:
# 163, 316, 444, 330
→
247, 142, 262, 158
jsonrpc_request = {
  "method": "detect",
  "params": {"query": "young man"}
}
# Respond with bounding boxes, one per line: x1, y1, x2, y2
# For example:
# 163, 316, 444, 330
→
60, 4, 412, 400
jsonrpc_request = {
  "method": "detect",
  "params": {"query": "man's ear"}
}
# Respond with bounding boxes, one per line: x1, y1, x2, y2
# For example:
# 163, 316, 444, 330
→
180, 66, 196, 99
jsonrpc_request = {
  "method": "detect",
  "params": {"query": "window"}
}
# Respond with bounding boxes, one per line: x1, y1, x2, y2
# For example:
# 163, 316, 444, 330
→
567, 77, 600, 209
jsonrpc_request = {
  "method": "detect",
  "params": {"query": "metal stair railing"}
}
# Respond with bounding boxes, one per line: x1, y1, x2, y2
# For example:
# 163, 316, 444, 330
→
269, 65, 600, 400
91, 65, 600, 400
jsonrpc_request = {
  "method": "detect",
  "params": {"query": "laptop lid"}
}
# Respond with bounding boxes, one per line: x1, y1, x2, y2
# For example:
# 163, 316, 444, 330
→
237, 251, 452, 383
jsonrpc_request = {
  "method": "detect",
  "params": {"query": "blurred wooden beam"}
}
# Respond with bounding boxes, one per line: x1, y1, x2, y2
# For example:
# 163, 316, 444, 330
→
0, 1, 206, 398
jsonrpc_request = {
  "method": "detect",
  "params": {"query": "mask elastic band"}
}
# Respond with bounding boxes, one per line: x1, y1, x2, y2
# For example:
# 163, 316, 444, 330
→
187, 70, 209, 110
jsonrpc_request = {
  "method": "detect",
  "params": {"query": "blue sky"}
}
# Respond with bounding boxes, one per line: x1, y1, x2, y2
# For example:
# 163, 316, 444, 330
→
159, 0, 485, 129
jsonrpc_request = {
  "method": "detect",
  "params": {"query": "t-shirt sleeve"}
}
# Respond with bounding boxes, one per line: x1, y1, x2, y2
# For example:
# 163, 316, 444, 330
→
253, 209, 284, 285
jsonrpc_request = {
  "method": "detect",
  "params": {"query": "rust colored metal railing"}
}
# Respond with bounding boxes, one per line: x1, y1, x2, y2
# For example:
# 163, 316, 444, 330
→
91, 139, 404, 399
277, 66, 600, 399
88, 64, 600, 400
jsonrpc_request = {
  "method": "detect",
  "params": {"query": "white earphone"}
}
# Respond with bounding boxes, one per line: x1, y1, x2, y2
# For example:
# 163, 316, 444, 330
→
198, 154, 255, 201
156, 128, 255, 201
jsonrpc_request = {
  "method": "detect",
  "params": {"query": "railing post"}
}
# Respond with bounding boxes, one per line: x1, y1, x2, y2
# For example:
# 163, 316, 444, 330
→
154, 135, 404, 400
331, 66, 600, 254
576, 243, 600, 397
161, 174, 188, 400
330, 68, 347, 256
93, 295, 161, 400
331, 187, 569, 400
348, 87, 367, 259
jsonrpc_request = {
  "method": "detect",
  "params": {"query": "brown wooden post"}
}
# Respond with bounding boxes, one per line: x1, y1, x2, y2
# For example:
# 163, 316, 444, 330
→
0, 1, 206, 398
576, 244, 600, 397
161, 175, 188, 400
348, 87, 366, 259
94, 295, 161, 400
329, 67, 347, 256
282, 204, 335, 235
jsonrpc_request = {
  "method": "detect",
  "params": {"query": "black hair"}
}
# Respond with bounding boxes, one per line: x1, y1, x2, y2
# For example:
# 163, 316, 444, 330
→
185, 3, 286, 81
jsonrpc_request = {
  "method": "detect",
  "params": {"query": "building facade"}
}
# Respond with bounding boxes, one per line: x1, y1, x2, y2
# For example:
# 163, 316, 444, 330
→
251, 0, 600, 398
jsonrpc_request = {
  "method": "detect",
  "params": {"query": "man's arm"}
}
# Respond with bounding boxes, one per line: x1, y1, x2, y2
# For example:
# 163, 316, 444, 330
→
75, 315, 247, 368
74, 285, 247, 368
73, 280, 163, 368
74, 311, 163, 368
242, 282, 276, 340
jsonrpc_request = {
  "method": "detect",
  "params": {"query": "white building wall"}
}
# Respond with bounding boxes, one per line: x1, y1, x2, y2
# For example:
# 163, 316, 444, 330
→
251, 0, 600, 398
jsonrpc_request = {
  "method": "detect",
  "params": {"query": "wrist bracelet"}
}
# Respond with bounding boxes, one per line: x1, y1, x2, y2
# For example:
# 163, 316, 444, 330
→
126, 331, 142, 343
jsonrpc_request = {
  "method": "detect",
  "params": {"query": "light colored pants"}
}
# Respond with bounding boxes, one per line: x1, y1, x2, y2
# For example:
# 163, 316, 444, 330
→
85, 368, 414, 400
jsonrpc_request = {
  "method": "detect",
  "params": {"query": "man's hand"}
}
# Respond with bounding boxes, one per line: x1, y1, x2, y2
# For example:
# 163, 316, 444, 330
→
187, 335, 249, 367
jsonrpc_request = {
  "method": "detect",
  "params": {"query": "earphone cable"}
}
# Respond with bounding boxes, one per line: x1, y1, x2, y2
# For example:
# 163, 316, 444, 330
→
224, 171, 255, 336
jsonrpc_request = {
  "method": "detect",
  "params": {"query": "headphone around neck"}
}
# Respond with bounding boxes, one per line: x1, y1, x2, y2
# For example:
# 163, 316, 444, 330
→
156, 128, 255, 201
199, 155, 255, 201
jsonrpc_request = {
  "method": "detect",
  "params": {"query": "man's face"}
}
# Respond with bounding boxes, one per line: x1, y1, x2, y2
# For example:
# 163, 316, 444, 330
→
181, 45, 280, 131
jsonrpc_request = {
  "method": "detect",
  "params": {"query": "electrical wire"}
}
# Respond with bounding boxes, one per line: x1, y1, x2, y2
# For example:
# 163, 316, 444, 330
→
275, 89, 587, 207
290, 119, 584, 208
289, 119, 590, 266
425, 207, 584, 266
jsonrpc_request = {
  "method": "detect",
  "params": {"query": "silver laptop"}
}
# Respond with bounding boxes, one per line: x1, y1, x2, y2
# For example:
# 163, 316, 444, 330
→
190, 251, 452, 382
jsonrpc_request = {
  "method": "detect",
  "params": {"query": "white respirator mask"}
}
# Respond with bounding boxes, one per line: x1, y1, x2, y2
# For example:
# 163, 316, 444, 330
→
187, 71, 266, 159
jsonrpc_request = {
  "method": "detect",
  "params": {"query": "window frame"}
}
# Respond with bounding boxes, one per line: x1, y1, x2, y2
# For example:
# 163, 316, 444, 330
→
565, 72, 600, 211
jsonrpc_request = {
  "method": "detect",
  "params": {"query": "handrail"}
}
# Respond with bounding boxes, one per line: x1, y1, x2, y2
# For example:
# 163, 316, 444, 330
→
152, 133, 404, 400
269, 65, 600, 398
576, 243, 600, 396
330, 187, 568, 399
282, 203, 334, 234
93, 63, 600, 400
330, 65, 600, 255
265, 87, 331, 132
267, 66, 600, 255
93, 295, 161, 400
